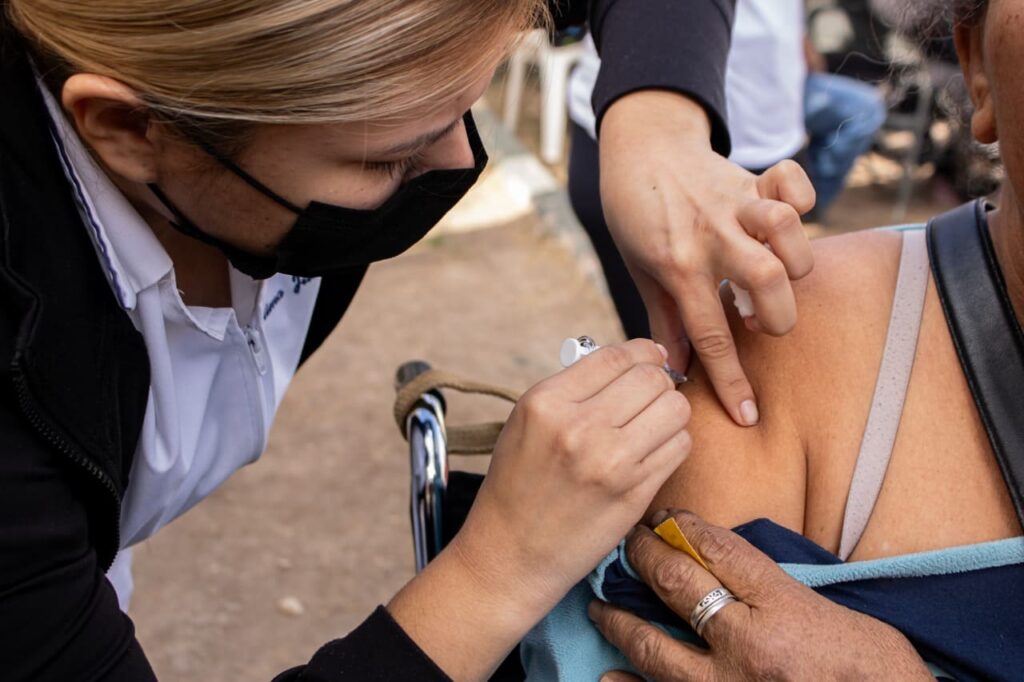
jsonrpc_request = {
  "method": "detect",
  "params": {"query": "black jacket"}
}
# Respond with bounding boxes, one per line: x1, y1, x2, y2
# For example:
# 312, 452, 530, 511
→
0, 2, 733, 679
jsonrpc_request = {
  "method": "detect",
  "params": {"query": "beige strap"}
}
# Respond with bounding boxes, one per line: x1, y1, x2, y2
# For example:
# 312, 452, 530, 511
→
838, 229, 930, 560
393, 369, 520, 455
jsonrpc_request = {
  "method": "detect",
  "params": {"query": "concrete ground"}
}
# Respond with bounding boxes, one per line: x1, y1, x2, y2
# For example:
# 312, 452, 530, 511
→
130, 90, 955, 678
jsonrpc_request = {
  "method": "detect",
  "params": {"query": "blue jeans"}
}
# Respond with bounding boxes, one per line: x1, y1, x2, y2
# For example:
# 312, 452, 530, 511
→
804, 72, 886, 214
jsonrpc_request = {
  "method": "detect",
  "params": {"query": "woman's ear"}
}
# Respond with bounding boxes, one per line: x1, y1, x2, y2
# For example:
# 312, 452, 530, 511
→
954, 20, 997, 144
61, 74, 160, 183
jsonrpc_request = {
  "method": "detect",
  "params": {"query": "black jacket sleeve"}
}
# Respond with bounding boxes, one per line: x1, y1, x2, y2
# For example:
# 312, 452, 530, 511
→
0, 380, 156, 682
555, 0, 736, 155
273, 608, 452, 682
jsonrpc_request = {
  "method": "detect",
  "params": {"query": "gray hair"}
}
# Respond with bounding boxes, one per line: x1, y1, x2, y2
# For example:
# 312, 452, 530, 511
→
891, 0, 989, 38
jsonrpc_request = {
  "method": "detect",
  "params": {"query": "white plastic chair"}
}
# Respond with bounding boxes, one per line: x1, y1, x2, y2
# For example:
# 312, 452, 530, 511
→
502, 29, 585, 164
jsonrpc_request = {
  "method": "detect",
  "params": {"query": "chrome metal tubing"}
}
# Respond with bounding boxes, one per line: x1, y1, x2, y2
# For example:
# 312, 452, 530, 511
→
407, 392, 449, 573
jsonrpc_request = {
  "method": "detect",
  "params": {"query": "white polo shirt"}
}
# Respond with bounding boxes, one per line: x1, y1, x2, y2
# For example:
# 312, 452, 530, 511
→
38, 82, 322, 608
723, 0, 806, 169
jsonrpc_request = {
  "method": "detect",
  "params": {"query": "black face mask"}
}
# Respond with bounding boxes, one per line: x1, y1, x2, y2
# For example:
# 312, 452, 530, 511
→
149, 112, 488, 280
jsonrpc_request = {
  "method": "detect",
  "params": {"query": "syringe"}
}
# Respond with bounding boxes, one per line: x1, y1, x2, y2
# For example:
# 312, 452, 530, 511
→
559, 336, 688, 384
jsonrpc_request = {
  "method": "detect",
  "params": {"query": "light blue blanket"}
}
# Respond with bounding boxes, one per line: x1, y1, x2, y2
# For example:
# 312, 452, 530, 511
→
521, 530, 1024, 681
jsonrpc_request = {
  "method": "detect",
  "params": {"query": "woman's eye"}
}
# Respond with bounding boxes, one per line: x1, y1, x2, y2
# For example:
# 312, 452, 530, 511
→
365, 151, 426, 180
365, 159, 409, 179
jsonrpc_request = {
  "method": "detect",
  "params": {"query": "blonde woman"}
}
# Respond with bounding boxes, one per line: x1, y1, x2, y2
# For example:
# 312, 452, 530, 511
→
0, 1, 814, 679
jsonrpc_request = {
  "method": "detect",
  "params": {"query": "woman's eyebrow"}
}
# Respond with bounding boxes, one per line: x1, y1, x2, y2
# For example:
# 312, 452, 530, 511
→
375, 117, 462, 156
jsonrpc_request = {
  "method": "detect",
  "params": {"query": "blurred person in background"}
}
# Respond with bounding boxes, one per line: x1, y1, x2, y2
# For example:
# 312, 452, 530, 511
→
802, 34, 887, 221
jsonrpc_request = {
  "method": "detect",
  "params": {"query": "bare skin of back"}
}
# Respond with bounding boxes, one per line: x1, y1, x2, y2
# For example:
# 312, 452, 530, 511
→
649, 227, 1020, 561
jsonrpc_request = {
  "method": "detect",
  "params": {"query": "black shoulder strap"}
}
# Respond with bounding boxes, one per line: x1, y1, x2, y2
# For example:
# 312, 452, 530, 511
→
298, 265, 368, 366
928, 199, 1024, 529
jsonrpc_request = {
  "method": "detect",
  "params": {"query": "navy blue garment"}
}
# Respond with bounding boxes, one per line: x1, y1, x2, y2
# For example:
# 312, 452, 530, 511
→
600, 519, 1024, 682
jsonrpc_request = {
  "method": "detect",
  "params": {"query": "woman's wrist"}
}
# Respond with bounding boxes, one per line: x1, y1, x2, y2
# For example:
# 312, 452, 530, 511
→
601, 90, 712, 152
447, 505, 573, 619
387, 518, 570, 681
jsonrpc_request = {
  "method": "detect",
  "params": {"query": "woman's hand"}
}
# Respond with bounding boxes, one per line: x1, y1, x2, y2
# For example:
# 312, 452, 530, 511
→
460, 339, 693, 608
590, 511, 934, 682
389, 340, 691, 681
599, 92, 816, 428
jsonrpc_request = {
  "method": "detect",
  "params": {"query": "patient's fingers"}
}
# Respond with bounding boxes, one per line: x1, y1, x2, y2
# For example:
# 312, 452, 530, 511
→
557, 338, 669, 402
624, 524, 746, 646
594, 671, 642, 682
589, 601, 713, 682
640, 510, 793, 607
583, 361, 675, 428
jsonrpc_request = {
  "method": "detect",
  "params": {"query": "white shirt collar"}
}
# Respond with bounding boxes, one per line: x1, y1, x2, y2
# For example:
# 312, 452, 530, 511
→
36, 77, 174, 311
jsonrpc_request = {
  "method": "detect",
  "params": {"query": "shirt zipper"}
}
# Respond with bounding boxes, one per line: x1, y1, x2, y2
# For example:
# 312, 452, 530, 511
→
11, 354, 121, 572
245, 325, 268, 376
243, 324, 272, 464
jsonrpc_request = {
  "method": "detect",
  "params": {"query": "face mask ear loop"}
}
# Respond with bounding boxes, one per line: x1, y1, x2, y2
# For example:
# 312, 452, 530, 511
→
148, 182, 192, 227
189, 136, 304, 215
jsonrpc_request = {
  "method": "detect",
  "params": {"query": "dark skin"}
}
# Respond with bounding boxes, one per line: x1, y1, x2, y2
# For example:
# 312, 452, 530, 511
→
594, 511, 933, 681
592, 2, 1024, 678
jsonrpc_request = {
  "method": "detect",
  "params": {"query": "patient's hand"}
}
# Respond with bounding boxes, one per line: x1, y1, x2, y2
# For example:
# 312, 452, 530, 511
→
589, 511, 933, 682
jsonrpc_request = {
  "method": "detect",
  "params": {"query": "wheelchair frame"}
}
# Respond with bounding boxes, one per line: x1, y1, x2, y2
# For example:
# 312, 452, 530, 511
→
397, 361, 450, 572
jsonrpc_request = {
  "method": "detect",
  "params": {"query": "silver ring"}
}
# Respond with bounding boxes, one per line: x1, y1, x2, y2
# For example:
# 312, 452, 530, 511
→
694, 594, 737, 637
690, 587, 728, 621
690, 587, 739, 637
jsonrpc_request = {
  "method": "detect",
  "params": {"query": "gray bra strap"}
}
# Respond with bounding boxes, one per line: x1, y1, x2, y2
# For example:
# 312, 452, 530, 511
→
838, 229, 930, 560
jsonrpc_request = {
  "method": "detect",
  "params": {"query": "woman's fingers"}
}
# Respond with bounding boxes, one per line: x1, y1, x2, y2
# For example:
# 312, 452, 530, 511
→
589, 601, 713, 682
633, 428, 692, 483
721, 235, 798, 336
583, 360, 675, 428
735, 199, 814, 281
618, 389, 691, 461
733, 162, 815, 335
623, 525, 747, 645
756, 159, 816, 216
633, 269, 693, 376
622, 423, 692, 500
557, 338, 669, 402
644, 510, 794, 607
672, 272, 759, 426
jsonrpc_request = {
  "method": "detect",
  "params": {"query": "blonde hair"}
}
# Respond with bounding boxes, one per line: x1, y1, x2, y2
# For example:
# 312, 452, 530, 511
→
6, 0, 546, 131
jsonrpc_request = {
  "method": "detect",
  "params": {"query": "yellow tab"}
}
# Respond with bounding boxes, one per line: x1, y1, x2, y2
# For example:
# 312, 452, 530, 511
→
654, 518, 710, 571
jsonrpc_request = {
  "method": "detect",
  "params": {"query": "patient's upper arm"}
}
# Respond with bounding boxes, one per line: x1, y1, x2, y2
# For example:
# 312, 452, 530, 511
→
645, 230, 903, 538
646, 320, 809, 533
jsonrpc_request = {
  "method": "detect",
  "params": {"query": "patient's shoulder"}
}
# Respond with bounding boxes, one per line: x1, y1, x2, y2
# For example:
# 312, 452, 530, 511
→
738, 228, 905, 408
647, 228, 906, 533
